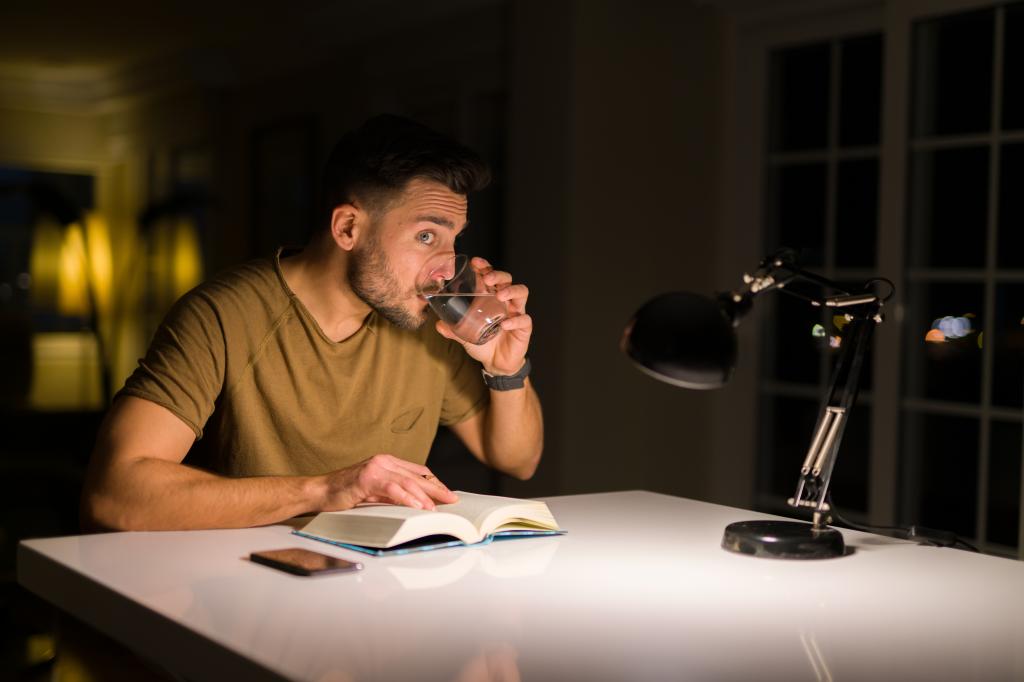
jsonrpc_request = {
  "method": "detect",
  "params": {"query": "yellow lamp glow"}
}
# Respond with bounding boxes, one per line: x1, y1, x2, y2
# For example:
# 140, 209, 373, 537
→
51, 212, 114, 318
85, 212, 113, 316
28, 214, 63, 311
172, 216, 203, 299
57, 222, 89, 317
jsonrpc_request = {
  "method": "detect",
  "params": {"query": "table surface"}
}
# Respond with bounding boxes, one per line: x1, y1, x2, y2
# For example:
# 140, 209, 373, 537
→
18, 491, 1024, 681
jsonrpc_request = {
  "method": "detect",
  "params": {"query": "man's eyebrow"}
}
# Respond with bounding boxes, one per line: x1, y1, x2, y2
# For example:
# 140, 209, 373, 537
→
414, 215, 470, 232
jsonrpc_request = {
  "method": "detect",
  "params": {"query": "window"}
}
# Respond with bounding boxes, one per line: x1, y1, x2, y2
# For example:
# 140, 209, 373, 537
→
748, 1, 1024, 558
758, 33, 884, 519
901, 4, 1024, 555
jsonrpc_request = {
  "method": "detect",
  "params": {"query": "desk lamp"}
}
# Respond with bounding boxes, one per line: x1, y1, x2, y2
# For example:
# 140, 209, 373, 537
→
622, 249, 893, 559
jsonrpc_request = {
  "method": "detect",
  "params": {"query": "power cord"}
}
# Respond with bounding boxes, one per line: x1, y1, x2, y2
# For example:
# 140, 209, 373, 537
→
828, 494, 979, 553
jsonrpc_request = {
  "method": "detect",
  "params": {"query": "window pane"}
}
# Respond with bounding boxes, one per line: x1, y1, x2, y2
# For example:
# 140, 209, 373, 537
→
835, 158, 879, 268
912, 9, 994, 137
762, 396, 818, 501
998, 143, 1024, 268
992, 283, 1024, 409
903, 281, 984, 404
839, 34, 883, 146
761, 395, 869, 513
987, 420, 1021, 548
770, 43, 831, 151
768, 293, 823, 385
1002, 3, 1024, 131
830, 404, 870, 514
901, 411, 978, 539
908, 147, 989, 268
767, 163, 826, 267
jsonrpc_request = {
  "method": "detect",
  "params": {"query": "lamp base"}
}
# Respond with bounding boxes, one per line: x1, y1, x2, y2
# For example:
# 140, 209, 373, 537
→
721, 520, 845, 559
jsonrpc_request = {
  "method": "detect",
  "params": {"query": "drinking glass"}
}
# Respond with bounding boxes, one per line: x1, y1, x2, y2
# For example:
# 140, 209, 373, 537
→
416, 254, 507, 345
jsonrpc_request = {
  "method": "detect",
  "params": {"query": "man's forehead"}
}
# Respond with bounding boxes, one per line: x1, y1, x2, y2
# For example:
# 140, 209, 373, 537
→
399, 179, 468, 216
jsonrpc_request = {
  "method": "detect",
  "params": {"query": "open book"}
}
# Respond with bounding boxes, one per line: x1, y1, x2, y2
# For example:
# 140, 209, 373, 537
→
293, 492, 565, 556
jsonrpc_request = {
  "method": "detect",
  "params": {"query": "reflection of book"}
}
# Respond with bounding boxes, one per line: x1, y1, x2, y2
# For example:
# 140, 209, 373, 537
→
387, 536, 561, 589
293, 492, 565, 556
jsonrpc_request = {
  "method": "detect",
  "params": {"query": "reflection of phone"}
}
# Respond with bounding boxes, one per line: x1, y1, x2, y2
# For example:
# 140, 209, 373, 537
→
250, 548, 363, 576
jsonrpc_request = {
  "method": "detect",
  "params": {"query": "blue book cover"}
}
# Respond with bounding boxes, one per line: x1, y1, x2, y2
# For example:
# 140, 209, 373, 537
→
293, 528, 567, 557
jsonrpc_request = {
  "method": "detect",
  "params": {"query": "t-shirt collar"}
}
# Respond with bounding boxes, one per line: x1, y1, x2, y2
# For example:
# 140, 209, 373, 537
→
273, 247, 377, 338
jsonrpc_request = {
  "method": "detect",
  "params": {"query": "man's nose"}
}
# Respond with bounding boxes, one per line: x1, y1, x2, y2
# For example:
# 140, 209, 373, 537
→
436, 253, 457, 280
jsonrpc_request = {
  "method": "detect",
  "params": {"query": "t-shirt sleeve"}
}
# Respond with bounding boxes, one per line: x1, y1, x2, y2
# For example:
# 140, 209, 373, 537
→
117, 290, 227, 439
438, 342, 490, 426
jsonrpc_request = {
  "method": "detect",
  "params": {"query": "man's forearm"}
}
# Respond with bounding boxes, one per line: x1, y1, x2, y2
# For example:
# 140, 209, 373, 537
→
83, 457, 325, 531
481, 379, 543, 479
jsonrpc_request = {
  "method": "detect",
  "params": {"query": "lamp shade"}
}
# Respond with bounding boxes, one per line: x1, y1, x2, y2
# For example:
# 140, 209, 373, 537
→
622, 292, 737, 390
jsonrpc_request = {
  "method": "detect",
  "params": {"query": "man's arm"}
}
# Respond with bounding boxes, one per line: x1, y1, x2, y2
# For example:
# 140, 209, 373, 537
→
435, 257, 543, 480
447, 378, 543, 480
81, 396, 458, 531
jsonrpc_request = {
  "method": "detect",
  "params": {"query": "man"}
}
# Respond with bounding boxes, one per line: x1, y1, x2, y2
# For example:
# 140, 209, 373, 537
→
81, 115, 542, 531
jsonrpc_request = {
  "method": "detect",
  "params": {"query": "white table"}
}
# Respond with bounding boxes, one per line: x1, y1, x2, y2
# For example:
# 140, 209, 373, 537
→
17, 491, 1024, 681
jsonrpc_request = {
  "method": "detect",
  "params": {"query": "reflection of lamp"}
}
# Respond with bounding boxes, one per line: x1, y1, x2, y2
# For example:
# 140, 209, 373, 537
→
622, 249, 894, 559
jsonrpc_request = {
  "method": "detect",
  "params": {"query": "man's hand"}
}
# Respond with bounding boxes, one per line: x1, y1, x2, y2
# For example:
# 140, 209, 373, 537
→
434, 257, 531, 376
319, 454, 459, 511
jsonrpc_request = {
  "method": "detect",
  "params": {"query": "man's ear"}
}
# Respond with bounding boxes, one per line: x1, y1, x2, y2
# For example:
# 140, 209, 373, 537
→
329, 204, 363, 251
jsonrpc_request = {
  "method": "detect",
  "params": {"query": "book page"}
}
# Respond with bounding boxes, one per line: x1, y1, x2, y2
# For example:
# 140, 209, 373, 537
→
438, 492, 560, 536
301, 504, 476, 547
299, 493, 559, 548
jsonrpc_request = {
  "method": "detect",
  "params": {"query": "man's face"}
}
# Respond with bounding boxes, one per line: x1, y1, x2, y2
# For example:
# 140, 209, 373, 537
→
347, 178, 469, 330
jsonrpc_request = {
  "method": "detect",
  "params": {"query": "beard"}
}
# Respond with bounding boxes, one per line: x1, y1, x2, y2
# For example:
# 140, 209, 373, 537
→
347, 235, 427, 331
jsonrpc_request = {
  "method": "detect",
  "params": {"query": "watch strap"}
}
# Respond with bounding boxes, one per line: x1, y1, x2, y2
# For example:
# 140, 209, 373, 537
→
482, 357, 531, 391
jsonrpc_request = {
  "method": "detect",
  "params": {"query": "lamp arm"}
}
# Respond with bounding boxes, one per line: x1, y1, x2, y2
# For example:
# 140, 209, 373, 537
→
787, 303, 880, 528
723, 249, 896, 531
724, 256, 891, 328
719, 251, 892, 530
728, 259, 858, 310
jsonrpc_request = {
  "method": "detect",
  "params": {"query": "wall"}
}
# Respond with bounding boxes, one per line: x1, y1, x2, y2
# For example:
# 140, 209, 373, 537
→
504, 0, 730, 501
1, 0, 740, 504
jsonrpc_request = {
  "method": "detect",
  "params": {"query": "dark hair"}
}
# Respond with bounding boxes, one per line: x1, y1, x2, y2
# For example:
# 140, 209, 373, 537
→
319, 114, 491, 228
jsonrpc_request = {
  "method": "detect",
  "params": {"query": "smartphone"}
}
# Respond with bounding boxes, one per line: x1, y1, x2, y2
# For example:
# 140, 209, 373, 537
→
250, 548, 363, 576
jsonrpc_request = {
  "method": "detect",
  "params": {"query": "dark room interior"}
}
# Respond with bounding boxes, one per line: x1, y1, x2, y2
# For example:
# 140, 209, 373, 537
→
2, 0, 1023, 680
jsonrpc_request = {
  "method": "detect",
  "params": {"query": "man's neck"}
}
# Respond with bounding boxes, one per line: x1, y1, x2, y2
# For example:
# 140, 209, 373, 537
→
280, 237, 372, 343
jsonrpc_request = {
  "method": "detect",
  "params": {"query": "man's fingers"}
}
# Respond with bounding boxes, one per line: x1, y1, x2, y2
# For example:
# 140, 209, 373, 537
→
483, 270, 513, 288
390, 465, 458, 505
495, 283, 528, 308
377, 455, 458, 503
420, 474, 459, 503
380, 454, 432, 477
500, 314, 533, 333
384, 481, 435, 511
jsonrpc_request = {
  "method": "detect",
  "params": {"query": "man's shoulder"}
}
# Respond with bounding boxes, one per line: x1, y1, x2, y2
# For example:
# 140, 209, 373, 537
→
162, 257, 290, 334
196, 257, 278, 297
180, 258, 285, 312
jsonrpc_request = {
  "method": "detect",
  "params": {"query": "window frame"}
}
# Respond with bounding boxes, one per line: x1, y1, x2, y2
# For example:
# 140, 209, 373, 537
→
719, 0, 1024, 558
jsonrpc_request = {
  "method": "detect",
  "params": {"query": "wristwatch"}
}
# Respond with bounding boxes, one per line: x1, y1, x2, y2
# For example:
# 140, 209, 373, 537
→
482, 357, 532, 391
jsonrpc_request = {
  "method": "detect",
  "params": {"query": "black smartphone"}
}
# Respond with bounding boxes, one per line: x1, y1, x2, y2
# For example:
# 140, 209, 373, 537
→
250, 548, 363, 576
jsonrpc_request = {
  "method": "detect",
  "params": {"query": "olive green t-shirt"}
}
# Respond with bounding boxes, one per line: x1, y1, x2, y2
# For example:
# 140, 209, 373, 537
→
118, 252, 489, 477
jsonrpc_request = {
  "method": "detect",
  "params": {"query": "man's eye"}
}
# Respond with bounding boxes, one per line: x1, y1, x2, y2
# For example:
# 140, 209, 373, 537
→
417, 231, 435, 245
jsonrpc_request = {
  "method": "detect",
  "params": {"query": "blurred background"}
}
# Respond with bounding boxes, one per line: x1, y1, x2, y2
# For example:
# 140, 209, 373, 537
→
1, 0, 1023, 677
